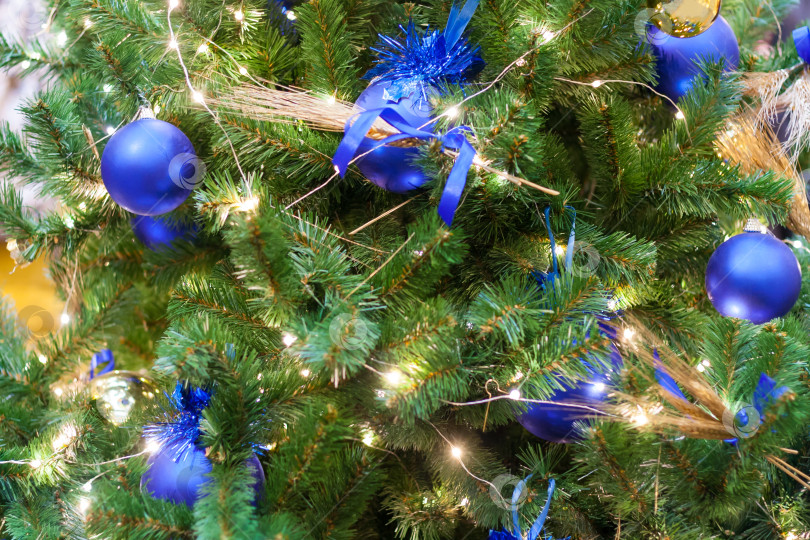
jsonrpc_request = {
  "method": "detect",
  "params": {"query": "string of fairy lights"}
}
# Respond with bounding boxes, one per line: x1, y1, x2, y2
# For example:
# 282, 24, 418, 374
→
6, 3, 809, 537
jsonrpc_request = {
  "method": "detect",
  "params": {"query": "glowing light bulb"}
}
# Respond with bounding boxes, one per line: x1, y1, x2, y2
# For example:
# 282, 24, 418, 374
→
105, 126, 115, 135
78, 497, 91, 513
451, 446, 462, 459
83, 18, 93, 28
52, 424, 78, 451
53, 386, 64, 397
554, 245, 565, 256
30, 459, 42, 469
541, 30, 555, 42
632, 410, 649, 426
445, 106, 460, 119
168, 38, 179, 50
239, 66, 248, 76
460, 497, 469, 506
81, 481, 93, 492
234, 9, 244, 21
169, 0, 179, 9
197, 42, 209, 54
592, 382, 605, 392
513, 371, 523, 381
792, 240, 802, 249
6, 239, 17, 251
282, 332, 297, 347
326, 94, 336, 105
675, 111, 685, 120
286, 10, 296, 20
361, 430, 374, 446
235, 196, 259, 212
508, 389, 521, 400
56, 31, 68, 47
145, 439, 162, 454
385, 370, 402, 385
623, 327, 636, 340
20, 60, 31, 69
153, 105, 161, 114
102, 84, 113, 92
591, 80, 603, 88
60, 312, 70, 325
38, 354, 47, 364
191, 90, 204, 103
701, 359, 711, 367
300, 368, 311, 377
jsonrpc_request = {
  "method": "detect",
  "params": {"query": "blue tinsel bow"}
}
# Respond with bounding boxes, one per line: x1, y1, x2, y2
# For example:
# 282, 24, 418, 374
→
364, 0, 484, 105
489, 476, 570, 540
333, 106, 476, 226
144, 382, 212, 460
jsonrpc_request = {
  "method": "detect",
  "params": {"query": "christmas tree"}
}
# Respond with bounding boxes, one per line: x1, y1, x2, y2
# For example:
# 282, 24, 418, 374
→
1, 0, 810, 537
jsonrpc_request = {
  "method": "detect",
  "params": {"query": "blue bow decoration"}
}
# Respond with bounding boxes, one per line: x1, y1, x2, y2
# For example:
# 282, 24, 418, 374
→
533, 206, 576, 290
794, 26, 810, 64
656, 362, 790, 443
489, 476, 570, 540
89, 349, 115, 380
364, 0, 484, 104
333, 106, 476, 226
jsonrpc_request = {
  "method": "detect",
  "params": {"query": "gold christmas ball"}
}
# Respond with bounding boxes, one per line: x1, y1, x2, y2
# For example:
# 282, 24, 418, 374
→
647, 0, 721, 38
89, 371, 157, 424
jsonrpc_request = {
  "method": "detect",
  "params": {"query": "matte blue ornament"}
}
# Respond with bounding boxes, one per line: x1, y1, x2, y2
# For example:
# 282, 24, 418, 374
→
353, 81, 435, 193
101, 118, 200, 216
141, 444, 264, 506
517, 328, 622, 443
705, 231, 801, 324
647, 15, 739, 102
131, 215, 195, 251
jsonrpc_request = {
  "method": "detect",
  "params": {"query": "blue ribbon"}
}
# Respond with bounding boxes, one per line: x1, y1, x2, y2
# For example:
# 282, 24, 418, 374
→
794, 26, 810, 64
332, 106, 476, 226
535, 206, 576, 288
655, 364, 789, 443
444, 0, 481, 49
89, 349, 115, 380
489, 476, 569, 540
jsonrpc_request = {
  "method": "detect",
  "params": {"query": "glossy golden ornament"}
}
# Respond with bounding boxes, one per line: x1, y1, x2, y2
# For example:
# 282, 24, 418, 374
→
89, 371, 157, 424
647, 0, 722, 38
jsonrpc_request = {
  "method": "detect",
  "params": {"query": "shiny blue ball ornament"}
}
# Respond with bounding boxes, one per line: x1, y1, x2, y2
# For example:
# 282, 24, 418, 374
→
517, 329, 622, 443
141, 445, 265, 506
705, 231, 801, 324
647, 15, 739, 102
101, 118, 200, 216
353, 81, 434, 193
131, 215, 195, 251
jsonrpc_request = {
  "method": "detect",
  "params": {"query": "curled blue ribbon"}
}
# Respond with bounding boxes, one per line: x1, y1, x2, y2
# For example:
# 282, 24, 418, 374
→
794, 26, 810, 64
489, 476, 568, 540
333, 106, 476, 226
534, 206, 576, 288
89, 349, 115, 380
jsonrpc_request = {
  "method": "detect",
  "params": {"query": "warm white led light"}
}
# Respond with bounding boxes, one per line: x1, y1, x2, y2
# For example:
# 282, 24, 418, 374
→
508, 389, 520, 400
451, 446, 462, 459
234, 9, 244, 21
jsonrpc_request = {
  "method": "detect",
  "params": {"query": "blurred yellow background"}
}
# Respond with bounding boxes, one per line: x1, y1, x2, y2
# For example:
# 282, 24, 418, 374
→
0, 250, 63, 337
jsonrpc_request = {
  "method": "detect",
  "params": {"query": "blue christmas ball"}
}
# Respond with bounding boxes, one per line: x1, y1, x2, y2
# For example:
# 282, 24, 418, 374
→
101, 118, 201, 216
353, 81, 434, 193
141, 444, 265, 506
705, 231, 801, 324
131, 215, 195, 251
517, 328, 622, 443
647, 15, 739, 102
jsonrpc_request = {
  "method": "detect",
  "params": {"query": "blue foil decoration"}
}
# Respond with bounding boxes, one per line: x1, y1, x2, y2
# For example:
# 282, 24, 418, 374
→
489, 476, 570, 540
365, 0, 484, 105
333, 106, 476, 226
144, 383, 212, 460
